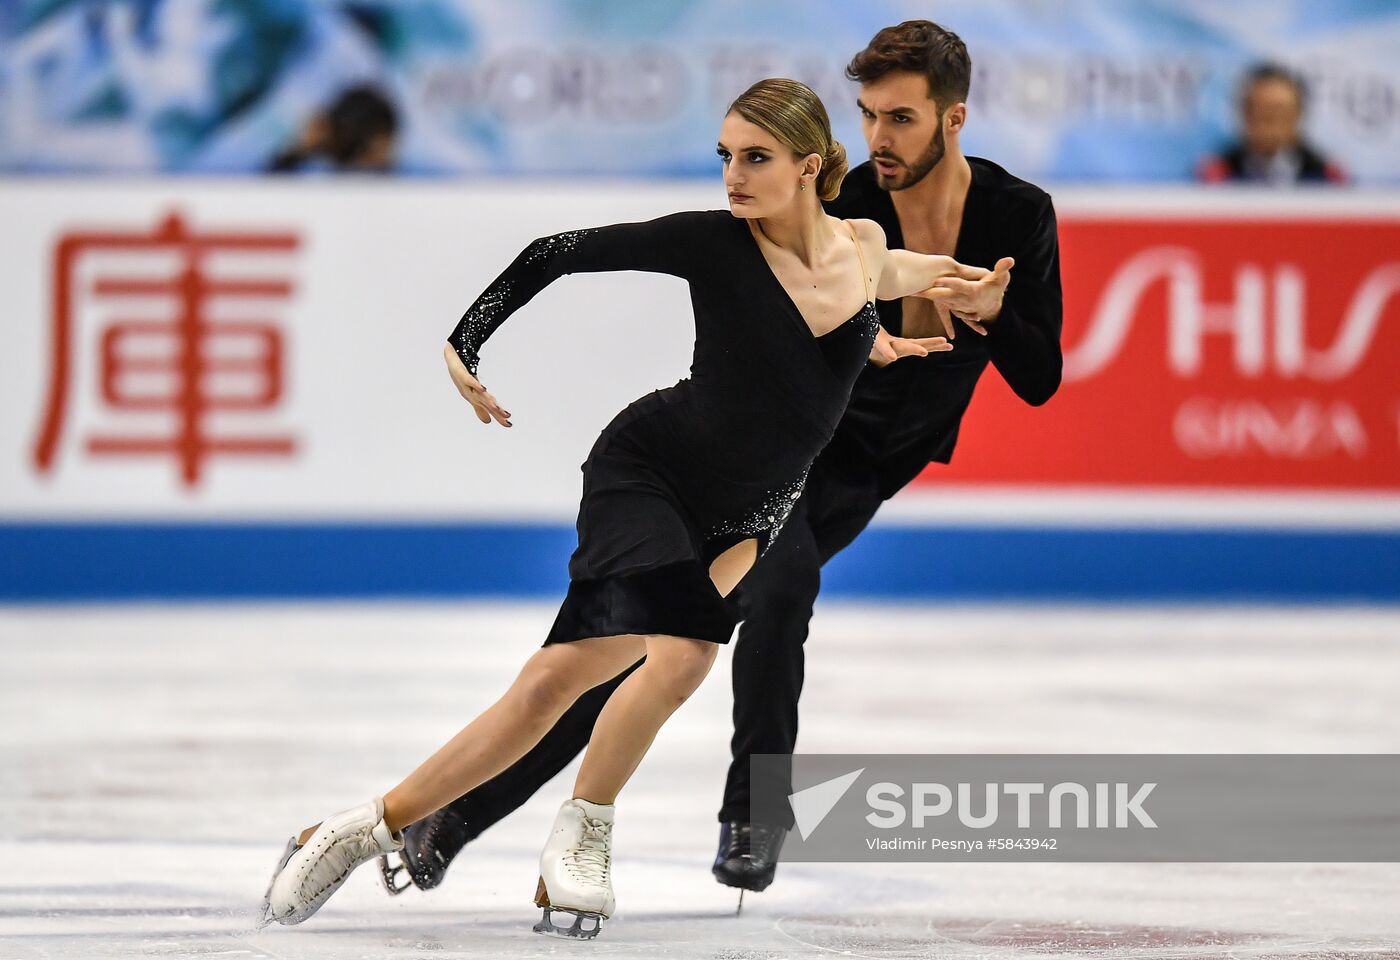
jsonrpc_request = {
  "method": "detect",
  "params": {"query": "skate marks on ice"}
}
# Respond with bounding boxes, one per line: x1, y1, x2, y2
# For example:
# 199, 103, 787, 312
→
7, 842, 1400, 959
773, 913, 1400, 960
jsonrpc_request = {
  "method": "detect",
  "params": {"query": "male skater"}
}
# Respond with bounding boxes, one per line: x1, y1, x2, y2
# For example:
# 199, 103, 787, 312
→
381, 19, 1062, 898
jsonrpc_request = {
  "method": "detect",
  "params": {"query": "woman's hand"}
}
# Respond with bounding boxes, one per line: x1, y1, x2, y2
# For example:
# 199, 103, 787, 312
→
869, 327, 953, 367
443, 343, 512, 427
913, 257, 1014, 336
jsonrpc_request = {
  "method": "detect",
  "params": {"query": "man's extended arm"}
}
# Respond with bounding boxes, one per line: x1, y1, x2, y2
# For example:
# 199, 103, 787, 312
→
981, 199, 1063, 407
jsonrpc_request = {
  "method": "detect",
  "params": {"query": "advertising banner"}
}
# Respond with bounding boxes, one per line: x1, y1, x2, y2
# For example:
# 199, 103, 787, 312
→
936, 207, 1400, 491
2, 181, 1397, 600
3, 1, 1398, 183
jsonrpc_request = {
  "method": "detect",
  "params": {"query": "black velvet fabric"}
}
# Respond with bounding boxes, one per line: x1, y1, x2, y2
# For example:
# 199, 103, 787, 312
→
544, 559, 740, 646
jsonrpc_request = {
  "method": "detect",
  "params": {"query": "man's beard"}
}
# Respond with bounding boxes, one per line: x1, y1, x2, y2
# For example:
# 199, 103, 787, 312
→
873, 120, 945, 192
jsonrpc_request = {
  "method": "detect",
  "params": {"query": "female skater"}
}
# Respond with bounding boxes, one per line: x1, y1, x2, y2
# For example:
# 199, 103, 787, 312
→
261, 78, 988, 939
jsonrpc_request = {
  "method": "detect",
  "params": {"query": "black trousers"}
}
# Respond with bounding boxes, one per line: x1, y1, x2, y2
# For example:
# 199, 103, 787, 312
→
452, 456, 886, 842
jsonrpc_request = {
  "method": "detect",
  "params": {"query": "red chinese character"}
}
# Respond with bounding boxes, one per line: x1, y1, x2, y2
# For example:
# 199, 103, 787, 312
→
34, 212, 300, 487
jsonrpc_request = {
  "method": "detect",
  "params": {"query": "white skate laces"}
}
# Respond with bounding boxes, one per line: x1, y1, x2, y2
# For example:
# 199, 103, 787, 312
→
534, 798, 616, 939
260, 797, 404, 926
565, 814, 613, 884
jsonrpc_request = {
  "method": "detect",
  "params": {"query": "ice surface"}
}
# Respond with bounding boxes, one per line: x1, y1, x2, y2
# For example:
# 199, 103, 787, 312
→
2, 603, 1398, 958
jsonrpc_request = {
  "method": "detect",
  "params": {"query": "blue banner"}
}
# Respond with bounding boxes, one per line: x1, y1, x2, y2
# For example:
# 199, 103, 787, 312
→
2, 0, 1398, 181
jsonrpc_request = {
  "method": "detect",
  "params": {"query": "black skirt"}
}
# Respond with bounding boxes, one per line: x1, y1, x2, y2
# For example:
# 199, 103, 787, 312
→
543, 388, 801, 646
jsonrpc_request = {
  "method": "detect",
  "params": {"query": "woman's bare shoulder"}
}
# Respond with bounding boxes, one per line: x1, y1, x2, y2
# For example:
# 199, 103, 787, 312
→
839, 216, 887, 250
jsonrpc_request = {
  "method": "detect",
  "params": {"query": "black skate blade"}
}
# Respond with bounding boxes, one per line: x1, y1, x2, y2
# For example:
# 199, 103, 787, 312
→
533, 906, 604, 940
257, 836, 301, 928
378, 854, 414, 896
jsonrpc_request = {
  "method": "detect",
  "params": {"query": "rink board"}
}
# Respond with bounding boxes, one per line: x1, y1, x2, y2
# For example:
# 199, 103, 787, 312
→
2, 522, 1398, 602
1, 182, 1397, 601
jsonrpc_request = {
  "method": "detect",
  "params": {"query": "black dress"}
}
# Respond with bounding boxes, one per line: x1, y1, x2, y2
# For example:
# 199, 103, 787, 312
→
449, 211, 880, 644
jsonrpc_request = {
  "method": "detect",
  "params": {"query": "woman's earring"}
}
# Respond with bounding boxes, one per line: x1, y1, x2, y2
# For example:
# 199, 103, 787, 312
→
799, 181, 807, 191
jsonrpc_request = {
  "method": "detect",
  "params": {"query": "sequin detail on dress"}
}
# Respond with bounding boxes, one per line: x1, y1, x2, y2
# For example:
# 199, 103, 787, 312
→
521, 229, 599, 265
454, 280, 513, 375
706, 463, 811, 553
856, 300, 881, 338
451, 229, 601, 375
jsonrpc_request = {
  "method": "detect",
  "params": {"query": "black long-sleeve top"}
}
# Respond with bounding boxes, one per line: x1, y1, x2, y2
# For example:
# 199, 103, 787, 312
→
823, 158, 1064, 498
447, 211, 880, 545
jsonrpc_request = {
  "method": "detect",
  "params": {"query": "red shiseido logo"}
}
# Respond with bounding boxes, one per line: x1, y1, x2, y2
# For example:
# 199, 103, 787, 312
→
931, 216, 1400, 488
1066, 246, 1400, 382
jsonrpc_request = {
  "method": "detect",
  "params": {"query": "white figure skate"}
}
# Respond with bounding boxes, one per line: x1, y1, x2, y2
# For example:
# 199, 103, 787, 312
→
260, 797, 403, 926
532, 798, 615, 939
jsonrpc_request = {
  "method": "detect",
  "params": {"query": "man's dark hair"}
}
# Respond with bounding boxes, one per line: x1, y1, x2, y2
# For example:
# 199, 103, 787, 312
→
1240, 62, 1308, 112
845, 20, 971, 110
326, 84, 399, 165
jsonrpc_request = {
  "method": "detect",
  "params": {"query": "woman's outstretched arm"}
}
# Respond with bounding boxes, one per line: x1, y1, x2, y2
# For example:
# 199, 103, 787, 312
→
848, 218, 1014, 340
444, 212, 709, 427
842, 217, 975, 302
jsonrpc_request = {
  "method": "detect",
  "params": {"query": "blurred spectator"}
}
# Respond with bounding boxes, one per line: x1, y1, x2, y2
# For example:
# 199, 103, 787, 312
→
268, 85, 399, 174
1197, 64, 1346, 185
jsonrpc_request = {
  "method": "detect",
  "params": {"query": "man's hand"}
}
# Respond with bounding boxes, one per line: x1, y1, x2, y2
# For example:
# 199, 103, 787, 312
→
869, 327, 953, 367
915, 256, 1014, 336
443, 343, 512, 427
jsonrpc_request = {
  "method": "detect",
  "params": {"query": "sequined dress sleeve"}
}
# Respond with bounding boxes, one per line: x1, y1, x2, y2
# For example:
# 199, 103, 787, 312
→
447, 213, 704, 376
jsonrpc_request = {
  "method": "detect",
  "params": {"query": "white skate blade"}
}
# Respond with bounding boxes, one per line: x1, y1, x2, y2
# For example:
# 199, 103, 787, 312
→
533, 906, 604, 939
257, 836, 301, 928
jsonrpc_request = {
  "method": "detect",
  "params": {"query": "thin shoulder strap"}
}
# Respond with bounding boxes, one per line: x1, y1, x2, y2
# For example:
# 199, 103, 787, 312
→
844, 219, 873, 303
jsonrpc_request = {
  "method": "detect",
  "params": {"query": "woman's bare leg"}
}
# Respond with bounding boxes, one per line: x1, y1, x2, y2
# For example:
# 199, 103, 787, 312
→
572, 633, 719, 803
570, 538, 757, 804
338, 539, 759, 839
375, 635, 646, 833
